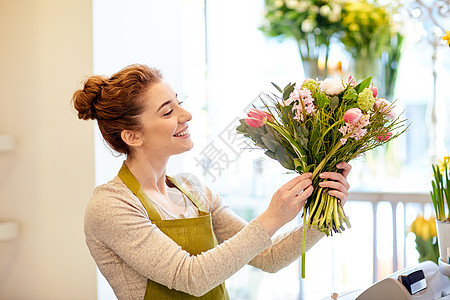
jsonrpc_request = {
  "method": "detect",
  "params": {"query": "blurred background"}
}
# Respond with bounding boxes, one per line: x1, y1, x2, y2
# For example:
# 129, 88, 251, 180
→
0, 0, 449, 299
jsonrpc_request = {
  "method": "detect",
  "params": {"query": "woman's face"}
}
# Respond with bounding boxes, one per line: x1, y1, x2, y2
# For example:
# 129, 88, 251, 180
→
135, 81, 193, 158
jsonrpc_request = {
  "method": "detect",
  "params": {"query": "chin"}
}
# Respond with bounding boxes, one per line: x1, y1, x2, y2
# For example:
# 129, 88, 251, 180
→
175, 141, 194, 155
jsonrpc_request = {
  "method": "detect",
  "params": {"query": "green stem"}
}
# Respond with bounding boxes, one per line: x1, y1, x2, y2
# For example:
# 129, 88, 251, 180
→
333, 197, 341, 230
302, 210, 308, 278
307, 188, 323, 225
311, 133, 350, 180
267, 122, 307, 162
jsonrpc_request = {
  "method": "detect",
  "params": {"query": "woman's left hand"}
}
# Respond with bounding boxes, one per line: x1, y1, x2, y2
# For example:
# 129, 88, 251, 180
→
318, 162, 351, 205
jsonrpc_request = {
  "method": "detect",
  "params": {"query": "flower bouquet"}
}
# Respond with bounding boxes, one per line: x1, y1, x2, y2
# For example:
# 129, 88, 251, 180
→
237, 76, 408, 277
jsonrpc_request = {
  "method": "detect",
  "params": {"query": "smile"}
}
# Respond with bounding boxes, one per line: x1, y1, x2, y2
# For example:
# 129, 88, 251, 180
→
174, 128, 189, 137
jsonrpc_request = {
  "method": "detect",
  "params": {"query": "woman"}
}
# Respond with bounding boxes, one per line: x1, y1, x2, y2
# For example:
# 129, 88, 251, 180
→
72, 64, 351, 300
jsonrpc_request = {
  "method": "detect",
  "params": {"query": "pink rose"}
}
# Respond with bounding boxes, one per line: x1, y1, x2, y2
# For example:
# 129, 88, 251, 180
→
373, 98, 395, 120
344, 108, 363, 125
376, 130, 392, 141
245, 109, 273, 128
371, 86, 378, 98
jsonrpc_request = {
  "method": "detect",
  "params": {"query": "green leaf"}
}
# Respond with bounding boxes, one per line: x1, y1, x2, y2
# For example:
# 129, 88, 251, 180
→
299, 124, 309, 137
280, 105, 294, 125
275, 144, 295, 170
355, 76, 372, 93
261, 133, 280, 152
283, 83, 295, 101
314, 91, 329, 107
264, 150, 276, 160
330, 96, 339, 110
272, 82, 283, 93
236, 123, 248, 134
283, 82, 292, 91
343, 88, 358, 101
298, 137, 308, 150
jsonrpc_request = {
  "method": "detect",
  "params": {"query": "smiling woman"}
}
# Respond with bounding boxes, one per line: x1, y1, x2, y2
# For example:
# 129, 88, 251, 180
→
72, 65, 163, 156
122, 81, 194, 162
71, 64, 351, 300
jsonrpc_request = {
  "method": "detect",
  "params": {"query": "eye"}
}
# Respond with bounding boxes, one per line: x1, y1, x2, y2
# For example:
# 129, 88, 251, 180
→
163, 109, 173, 116
178, 101, 184, 106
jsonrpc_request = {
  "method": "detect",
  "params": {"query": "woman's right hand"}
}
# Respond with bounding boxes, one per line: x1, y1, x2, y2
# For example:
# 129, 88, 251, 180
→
256, 173, 313, 237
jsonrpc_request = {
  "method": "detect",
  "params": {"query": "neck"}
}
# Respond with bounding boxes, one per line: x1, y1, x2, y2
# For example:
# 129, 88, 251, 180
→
125, 154, 169, 194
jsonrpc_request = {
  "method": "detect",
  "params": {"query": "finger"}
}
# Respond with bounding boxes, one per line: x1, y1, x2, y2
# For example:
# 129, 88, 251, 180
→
282, 173, 312, 190
319, 180, 348, 195
296, 185, 313, 205
289, 178, 313, 196
319, 172, 350, 190
336, 162, 352, 178
320, 182, 349, 200
328, 189, 348, 204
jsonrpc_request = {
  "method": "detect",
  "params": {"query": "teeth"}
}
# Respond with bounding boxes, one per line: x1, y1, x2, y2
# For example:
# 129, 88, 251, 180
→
174, 129, 189, 137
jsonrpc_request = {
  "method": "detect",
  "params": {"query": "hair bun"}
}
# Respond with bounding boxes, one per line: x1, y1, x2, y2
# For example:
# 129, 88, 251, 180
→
72, 75, 107, 120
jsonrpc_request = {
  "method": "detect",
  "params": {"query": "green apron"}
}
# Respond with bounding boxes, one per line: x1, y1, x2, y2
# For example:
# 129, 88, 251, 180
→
118, 163, 230, 300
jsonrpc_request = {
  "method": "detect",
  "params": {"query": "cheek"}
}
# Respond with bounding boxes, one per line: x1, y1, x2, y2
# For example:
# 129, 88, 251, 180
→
153, 120, 178, 137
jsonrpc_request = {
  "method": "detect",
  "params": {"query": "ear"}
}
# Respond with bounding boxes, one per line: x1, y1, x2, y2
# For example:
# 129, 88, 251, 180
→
121, 130, 143, 147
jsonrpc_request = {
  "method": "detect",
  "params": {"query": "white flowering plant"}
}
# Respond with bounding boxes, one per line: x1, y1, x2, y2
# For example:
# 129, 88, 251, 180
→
260, 0, 345, 77
237, 75, 408, 277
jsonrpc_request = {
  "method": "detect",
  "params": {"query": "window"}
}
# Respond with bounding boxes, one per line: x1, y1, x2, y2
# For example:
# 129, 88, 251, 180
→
93, 0, 450, 299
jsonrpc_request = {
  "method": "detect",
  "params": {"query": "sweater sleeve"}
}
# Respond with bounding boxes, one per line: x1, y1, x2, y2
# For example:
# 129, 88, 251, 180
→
206, 185, 326, 273
84, 182, 272, 297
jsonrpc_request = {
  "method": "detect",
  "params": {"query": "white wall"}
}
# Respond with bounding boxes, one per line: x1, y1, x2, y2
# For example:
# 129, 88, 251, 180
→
0, 0, 96, 299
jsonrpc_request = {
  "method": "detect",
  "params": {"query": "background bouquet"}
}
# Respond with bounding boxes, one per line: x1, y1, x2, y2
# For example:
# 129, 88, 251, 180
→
260, 0, 345, 78
237, 76, 407, 277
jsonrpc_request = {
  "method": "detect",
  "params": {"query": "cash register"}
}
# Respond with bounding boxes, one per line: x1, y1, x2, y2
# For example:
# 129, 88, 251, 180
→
334, 259, 450, 299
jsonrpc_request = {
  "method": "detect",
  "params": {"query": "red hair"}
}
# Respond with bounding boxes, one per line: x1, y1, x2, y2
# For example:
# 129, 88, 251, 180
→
72, 64, 163, 156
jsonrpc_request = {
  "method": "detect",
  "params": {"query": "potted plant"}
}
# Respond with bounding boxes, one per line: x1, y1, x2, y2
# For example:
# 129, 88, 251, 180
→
430, 156, 450, 265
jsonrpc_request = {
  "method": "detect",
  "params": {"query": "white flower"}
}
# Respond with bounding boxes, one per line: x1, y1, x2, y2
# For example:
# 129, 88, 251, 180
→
295, 2, 309, 12
274, 0, 284, 8
328, 4, 342, 22
285, 0, 298, 9
301, 19, 314, 33
310, 5, 319, 14
319, 78, 345, 95
319, 5, 331, 17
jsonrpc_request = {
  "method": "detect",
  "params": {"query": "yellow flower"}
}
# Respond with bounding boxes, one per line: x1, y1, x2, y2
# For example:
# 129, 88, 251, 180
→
410, 215, 437, 240
443, 31, 450, 46
349, 23, 359, 31
429, 218, 437, 237
437, 156, 450, 173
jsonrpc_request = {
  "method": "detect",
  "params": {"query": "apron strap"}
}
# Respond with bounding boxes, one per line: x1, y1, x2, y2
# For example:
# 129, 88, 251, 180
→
118, 162, 162, 221
118, 162, 208, 220
166, 175, 207, 212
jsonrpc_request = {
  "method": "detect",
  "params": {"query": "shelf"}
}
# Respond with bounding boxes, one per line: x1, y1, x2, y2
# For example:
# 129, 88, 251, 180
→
0, 220, 18, 241
0, 134, 15, 151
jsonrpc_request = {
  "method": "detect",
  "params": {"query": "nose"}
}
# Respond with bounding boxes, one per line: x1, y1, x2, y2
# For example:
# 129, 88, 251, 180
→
179, 106, 192, 123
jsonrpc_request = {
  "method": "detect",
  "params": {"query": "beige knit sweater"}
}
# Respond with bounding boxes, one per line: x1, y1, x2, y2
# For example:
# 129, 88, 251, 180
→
84, 174, 325, 300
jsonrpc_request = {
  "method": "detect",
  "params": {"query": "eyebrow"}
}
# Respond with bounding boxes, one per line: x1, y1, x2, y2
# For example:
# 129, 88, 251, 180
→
155, 94, 179, 113
156, 100, 172, 113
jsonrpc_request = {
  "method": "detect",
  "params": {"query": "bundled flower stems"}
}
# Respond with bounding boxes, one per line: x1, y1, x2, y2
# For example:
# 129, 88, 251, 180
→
237, 76, 408, 278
